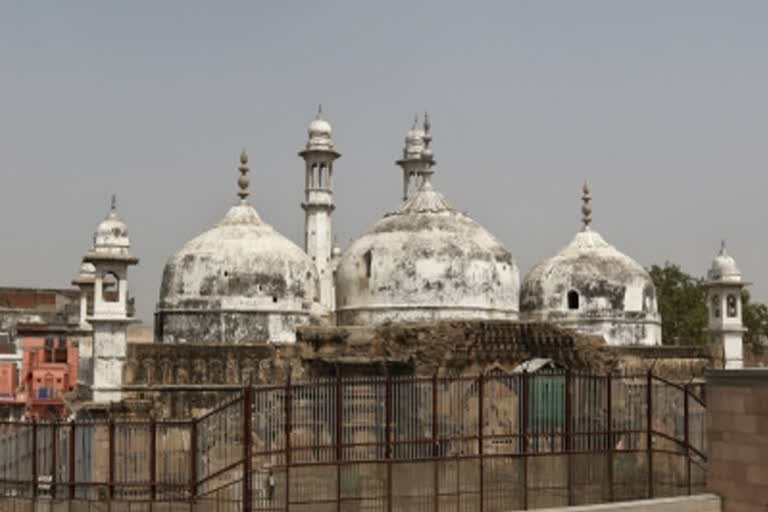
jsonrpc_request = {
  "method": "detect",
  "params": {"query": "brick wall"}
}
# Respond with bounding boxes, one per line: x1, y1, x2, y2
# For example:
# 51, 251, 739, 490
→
707, 369, 768, 511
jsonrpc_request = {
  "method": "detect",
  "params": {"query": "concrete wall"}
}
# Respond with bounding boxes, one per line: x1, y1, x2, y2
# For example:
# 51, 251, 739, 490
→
530, 494, 720, 511
0, 494, 721, 512
707, 369, 768, 511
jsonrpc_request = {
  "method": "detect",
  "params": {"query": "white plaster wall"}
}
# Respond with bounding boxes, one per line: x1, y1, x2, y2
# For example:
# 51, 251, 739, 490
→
335, 210, 520, 325
91, 322, 128, 402
521, 230, 661, 346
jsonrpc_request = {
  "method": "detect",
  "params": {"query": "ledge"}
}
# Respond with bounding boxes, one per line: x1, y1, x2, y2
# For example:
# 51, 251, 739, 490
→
706, 368, 768, 387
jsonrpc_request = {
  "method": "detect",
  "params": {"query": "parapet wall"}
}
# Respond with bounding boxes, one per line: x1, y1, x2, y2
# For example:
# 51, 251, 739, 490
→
707, 369, 768, 511
531, 494, 721, 511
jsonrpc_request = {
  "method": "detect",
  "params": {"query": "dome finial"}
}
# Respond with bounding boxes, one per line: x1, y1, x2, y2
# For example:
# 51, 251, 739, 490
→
581, 180, 592, 230
720, 239, 728, 256
111, 194, 117, 211
421, 111, 435, 174
237, 149, 250, 203
316, 104, 323, 119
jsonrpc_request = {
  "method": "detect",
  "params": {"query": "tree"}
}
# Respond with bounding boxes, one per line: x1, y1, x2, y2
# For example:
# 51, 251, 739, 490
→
648, 263, 708, 345
742, 290, 768, 355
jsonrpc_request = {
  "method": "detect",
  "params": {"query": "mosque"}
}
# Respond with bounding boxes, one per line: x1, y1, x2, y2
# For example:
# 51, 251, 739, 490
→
70, 109, 747, 402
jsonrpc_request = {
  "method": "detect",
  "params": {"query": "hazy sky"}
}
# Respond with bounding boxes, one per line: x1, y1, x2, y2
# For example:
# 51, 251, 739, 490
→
1, 1, 767, 322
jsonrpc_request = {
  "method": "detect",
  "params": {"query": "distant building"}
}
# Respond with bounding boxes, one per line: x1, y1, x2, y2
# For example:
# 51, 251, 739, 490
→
0, 336, 78, 420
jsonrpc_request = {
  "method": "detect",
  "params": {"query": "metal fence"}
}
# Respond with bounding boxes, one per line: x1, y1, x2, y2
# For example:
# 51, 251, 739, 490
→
0, 371, 706, 512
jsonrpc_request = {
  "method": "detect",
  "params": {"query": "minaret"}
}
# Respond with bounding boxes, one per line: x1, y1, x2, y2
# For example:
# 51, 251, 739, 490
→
72, 251, 96, 386
703, 241, 747, 369
396, 114, 428, 201
299, 106, 340, 310
83, 195, 139, 402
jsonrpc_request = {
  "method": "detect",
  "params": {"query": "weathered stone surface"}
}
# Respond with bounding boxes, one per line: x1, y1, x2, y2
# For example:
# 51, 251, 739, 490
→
521, 228, 662, 346
335, 182, 520, 325
157, 204, 318, 344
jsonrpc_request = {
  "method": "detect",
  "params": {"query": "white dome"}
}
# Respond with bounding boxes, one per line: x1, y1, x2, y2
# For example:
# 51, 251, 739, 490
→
335, 180, 519, 325
72, 260, 96, 286
305, 108, 336, 152
157, 204, 318, 344
707, 242, 742, 282
84, 199, 137, 263
521, 228, 661, 346
308, 117, 332, 138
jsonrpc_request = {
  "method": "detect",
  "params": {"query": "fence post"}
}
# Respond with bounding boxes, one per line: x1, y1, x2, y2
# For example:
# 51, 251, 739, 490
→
565, 370, 572, 506
243, 386, 253, 512
606, 374, 614, 502
336, 369, 343, 512
521, 370, 528, 510
285, 374, 292, 512
108, 417, 115, 500
646, 370, 653, 499
385, 372, 393, 512
31, 419, 38, 500
150, 418, 157, 502
432, 373, 439, 512
51, 422, 57, 499
69, 421, 76, 500
189, 419, 197, 500
684, 383, 691, 495
478, 373, 485, 512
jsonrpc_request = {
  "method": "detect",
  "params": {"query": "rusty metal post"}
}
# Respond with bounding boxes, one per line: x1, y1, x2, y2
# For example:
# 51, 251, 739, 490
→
432, 374, 439, 512
646, 371, 654, 498
108, 418, 115, 500
478, 373, 484, 512
565, 370, 573, 506
69, 421, 76, 500
51, 422, 57, 499
189, 420, 198, 500
606, 374, 614, 502
285, 375, 292, 512
150, 419, 157, 502
385, 373, 393, 512
521, 370, 529, 510
336, 369, 343, 512
31, 419, 38, 499
684, 383, 691, 495
243, 386, 253, 512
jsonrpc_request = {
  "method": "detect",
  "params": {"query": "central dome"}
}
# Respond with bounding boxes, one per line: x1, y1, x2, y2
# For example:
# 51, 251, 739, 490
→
156, 153, 318, 344
335, 119, 519, 325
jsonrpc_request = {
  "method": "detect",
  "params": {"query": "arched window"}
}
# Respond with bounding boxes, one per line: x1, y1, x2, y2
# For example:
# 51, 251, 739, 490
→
727, 294, 738, 318
712, 295, 720, 318
364, 250, 373, 279
102, 272, 119, 303
319, 164, 326, 188
567, 290, 579, 310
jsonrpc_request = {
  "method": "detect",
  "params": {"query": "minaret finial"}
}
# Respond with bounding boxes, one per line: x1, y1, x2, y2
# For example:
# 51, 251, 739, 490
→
237, 149, 250, 203
111, 194, 117, 211
316, 104, 323, 118
720, 239, 727, 255
581, 180, 592, 230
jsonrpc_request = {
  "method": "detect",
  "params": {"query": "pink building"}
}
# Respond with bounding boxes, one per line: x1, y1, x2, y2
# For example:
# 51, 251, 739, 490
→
0, 336, 78, 420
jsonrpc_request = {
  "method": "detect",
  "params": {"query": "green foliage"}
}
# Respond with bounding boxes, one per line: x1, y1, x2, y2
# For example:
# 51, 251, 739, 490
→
648, 263, 708, 345
742, 290, 768, 355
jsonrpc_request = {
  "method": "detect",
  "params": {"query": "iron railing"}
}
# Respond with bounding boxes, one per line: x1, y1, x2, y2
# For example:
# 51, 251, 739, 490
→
0, 371, 706, 512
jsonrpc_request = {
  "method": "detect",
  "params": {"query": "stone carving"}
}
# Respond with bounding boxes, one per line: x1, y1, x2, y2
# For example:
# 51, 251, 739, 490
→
122, 360, 137, 385
209, 359, 224, 383
225, 353, 239, 384
142, 359, 156, 385
193, 359, 207, 384
176, 359, 189, 384
160, 358, 173, 384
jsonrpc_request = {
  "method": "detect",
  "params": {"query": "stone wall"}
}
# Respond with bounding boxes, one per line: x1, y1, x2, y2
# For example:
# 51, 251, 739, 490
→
707, 369, 768, 511
531, 494, 721, 511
